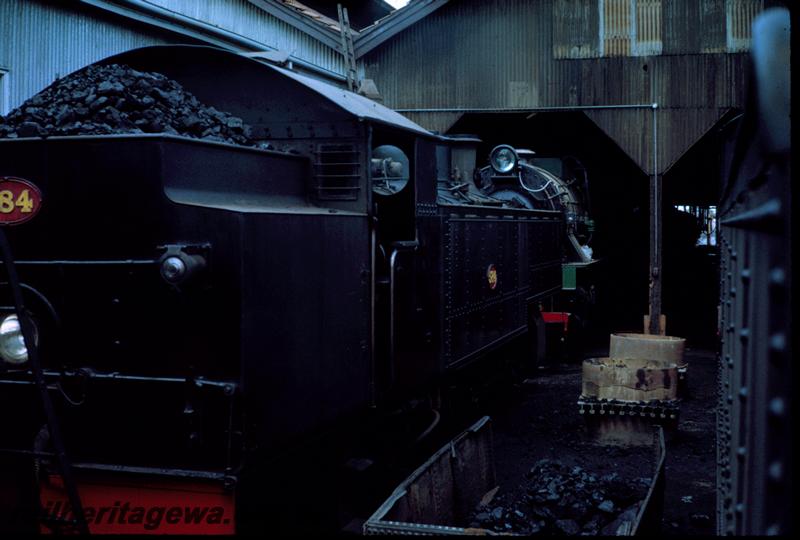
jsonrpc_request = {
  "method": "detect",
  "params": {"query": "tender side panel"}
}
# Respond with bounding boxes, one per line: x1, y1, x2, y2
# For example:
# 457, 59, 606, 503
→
443, 211, 562, 367
240, 213, 371, 450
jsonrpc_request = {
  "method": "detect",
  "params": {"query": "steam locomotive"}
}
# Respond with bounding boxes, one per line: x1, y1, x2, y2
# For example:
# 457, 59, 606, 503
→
0, 45, 592, 533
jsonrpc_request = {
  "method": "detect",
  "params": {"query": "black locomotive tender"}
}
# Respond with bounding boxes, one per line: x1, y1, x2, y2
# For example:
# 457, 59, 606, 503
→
0, 45, 592, 532
715, 8, 791, 536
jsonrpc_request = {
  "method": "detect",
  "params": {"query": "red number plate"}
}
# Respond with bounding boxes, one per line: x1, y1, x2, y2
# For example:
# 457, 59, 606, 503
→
0, 177, 42, 225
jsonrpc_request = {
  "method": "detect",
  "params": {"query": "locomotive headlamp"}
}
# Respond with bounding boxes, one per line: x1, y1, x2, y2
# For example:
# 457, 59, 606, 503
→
0, 314, 38, 365
489, 145, 518, 174
371, 145, 410, 195
158, 245, 208, 286
161, 256, 187, 283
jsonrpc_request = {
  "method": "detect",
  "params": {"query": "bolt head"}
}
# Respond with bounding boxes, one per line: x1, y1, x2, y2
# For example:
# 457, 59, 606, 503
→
769, 461, 783, 481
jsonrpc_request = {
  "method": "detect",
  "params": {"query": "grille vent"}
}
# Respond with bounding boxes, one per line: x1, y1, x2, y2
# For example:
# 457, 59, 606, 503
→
313, 144, 361, 201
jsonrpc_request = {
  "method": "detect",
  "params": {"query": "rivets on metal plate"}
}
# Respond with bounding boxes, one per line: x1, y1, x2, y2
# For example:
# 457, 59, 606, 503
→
769, 397, 786, 417
740, 268, 750, 282
766, 524, 781, 535
768, 461, 784, 481
769, 268, 786, 286
769, 333, 786, 353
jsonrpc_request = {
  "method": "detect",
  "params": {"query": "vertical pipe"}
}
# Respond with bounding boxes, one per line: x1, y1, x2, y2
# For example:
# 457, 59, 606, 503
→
367, 126, 376, 407
649, 103, 661, 334
388, 248, 399, 385
654, 103, 658, 266
369, 224, 377, 407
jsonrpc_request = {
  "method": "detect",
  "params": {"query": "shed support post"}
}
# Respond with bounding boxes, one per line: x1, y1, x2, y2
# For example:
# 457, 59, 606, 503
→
647, 172, 664, 335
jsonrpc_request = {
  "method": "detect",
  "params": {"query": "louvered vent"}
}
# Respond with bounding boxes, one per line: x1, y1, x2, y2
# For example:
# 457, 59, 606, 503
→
313, 144, 361, 201
601, 0, 632, 56
634, 0, 662, 56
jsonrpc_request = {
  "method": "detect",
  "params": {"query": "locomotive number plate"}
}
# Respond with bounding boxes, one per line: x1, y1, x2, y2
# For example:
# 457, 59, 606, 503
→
487, 264, 498, 290
0, 176, 42, 225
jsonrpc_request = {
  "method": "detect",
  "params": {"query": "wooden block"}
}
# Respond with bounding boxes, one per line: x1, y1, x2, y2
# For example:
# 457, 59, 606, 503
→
610, 331, 685, 367
581, 357, 678, 401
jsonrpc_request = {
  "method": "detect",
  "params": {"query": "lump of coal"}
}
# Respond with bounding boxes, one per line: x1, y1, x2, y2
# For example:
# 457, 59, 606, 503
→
555, 519, 581, 535
0, 64, 257, 147
598, 500, 615, 513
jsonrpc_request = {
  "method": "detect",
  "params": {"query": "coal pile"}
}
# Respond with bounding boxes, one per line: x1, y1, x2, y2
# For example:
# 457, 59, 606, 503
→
468, 459, 650, 535
0, 64, 257, 146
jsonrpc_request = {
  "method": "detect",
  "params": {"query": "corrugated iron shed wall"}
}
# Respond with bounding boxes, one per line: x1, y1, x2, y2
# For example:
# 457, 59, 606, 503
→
362, 0, 761, 174
0, 0, 349, 114
0, 0, 174, 113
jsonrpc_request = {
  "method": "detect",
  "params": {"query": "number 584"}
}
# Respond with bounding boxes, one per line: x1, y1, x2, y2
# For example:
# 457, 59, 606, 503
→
0, 189, 35, 213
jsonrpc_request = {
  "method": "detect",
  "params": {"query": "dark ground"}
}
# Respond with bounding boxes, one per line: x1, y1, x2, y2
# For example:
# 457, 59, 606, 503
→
350, 343, 718, 536
436, 345, 718, 536
279, 338, 719, 536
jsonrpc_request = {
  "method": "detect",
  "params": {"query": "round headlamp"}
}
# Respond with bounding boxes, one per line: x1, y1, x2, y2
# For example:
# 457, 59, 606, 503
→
489, 145, 518, 174
161, 256, 187, 283
0, 314, 37, 365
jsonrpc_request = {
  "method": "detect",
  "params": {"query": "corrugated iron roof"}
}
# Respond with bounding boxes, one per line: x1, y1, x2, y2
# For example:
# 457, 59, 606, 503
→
268, 63, 432, 136
286, 0, 394, 31
246, 0, 342, 50
354, 0, 450, 58
280, 0, 357, 35
78, 0, 349, 82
